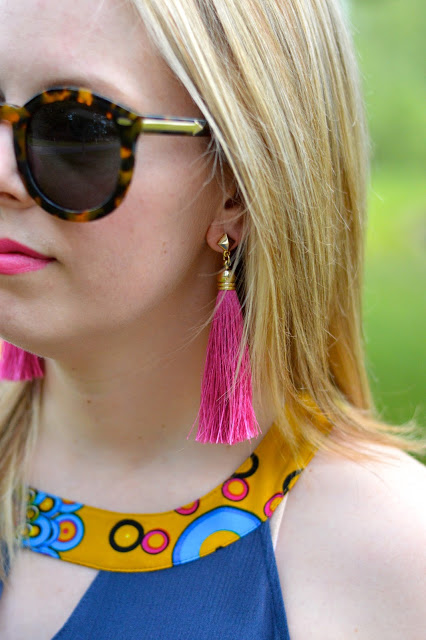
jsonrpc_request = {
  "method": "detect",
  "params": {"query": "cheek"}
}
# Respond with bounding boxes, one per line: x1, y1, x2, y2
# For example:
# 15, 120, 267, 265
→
64, 140, 220, 317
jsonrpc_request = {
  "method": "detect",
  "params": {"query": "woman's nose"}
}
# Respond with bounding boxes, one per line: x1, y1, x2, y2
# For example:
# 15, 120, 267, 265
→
0, 121, 34, 209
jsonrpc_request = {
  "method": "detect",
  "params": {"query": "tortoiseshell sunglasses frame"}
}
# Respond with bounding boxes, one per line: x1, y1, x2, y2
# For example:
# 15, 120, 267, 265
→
0, 87, 211, 222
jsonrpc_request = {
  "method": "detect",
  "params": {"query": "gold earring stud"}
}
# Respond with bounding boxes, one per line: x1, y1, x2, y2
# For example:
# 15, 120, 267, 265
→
217, 233, 236, 291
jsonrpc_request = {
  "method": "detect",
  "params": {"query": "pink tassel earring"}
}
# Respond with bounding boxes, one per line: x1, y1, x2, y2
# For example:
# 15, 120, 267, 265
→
0, 341, 44, 381
190, 233, 261, 444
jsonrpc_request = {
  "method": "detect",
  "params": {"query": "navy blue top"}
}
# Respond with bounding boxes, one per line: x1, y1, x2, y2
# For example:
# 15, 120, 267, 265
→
0, 518, 290, 639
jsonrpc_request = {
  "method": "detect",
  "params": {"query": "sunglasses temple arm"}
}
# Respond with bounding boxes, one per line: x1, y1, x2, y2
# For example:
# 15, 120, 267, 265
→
137, 117, 210, 136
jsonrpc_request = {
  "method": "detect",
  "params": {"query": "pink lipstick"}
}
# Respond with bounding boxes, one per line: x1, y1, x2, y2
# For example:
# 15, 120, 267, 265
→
0, 238, 55, 275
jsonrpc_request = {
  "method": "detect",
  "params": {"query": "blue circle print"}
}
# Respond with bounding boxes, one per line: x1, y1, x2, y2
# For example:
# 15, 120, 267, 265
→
173, 506, 260, 565
50, 513, 85, 552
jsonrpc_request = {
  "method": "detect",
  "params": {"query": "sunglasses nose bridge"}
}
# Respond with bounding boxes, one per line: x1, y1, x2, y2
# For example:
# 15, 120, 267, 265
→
0, 104, 28, 126
0, 105, 29, 172
0, 109, 19, 159
0, 108, 35, 208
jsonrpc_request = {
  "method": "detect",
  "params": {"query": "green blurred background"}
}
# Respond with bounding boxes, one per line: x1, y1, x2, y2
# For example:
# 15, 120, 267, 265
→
348, 1, 425, 447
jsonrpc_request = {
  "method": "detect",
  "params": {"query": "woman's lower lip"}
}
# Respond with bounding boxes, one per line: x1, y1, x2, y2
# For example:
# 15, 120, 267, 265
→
0, 254, 55, 275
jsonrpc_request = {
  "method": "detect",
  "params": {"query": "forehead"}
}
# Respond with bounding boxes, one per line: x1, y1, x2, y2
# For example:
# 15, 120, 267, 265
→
0, 0, 195, 113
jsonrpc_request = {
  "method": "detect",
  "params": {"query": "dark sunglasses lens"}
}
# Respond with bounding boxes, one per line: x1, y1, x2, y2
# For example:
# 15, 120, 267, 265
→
27, 101, 122, 212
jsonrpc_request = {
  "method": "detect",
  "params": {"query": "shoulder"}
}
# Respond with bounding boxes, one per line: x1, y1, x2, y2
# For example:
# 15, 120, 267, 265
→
274, 442, 426, 639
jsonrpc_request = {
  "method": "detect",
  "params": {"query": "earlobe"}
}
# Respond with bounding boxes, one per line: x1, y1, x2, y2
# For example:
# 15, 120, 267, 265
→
206, 218, 242, 253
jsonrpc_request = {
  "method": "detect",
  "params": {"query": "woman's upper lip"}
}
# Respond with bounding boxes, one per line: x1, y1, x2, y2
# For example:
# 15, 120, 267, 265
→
0, 238, 53, 259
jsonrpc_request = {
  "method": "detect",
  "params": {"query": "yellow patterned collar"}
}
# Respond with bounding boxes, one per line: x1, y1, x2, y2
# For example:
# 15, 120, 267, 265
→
23, 421, 322, 572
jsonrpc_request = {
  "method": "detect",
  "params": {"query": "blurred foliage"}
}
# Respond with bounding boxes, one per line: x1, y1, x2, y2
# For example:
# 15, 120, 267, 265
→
351, 0, 425, 171
348, 1, 425, 445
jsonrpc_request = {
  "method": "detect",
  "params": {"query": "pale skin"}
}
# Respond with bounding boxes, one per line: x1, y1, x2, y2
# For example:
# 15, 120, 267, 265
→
0, 1, 425, 639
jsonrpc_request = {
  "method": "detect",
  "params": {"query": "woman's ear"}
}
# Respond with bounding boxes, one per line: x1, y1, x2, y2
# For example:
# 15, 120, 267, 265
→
206, 186, 244, 253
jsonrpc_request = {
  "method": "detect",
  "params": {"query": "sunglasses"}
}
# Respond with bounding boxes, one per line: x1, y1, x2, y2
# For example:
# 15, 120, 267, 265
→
0, 87, 211, 222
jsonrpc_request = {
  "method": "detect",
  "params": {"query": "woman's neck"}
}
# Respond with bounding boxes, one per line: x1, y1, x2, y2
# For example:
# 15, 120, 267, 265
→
25, 323, 275, 513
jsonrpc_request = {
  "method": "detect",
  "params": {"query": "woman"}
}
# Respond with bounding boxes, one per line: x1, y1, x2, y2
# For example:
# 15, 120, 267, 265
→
0, 0, 425, 638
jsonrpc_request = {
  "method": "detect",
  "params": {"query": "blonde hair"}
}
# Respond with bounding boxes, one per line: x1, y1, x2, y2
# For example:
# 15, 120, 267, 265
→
1, 0, 424, 584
